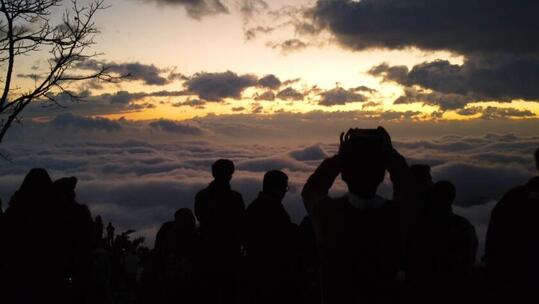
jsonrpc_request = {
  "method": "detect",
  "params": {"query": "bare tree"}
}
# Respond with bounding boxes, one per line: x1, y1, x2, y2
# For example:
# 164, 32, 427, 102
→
0, 0, 113, 145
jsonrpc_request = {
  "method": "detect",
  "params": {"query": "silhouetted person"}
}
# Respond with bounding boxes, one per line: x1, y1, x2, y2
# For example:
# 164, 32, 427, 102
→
51, 177, 95, 302
107, 222, 115, 247
302, 128, 410, 304
95, 215, 104, 244
406, 181, 478, 303
404, 164, 435, 259
195, 159, 245, 304
484, 147, 539, 301
244, 170, 299, 304
153, 208, 200, 304
2, 170, 95, 303
2, 168, 55, 303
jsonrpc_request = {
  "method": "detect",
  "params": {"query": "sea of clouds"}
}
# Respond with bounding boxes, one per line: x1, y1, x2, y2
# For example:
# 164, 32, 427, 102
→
0, 114, 537, 260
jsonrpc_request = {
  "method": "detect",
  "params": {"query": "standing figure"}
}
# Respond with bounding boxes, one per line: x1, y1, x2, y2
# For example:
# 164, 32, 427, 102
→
244, 170, 299, 304
484, 147, 539, 302
195, 159, 245, 304
405, 181, 478, 303
302, 128, 410, 304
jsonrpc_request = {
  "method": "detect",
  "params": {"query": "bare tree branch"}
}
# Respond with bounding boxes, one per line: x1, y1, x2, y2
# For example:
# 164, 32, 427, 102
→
0, 0, 112, 144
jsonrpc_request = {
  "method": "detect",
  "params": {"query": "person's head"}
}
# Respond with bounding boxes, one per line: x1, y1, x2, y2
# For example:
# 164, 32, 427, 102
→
427, 181, 456, 213
410, 164, 433, 190
212, 159, 235, 182
535, 147, 539, 171
262, 170, 289, 200
174, 208, 196, 232
11, 168, 53, 207
19, 168, 53, 194
340, 130, 387, 198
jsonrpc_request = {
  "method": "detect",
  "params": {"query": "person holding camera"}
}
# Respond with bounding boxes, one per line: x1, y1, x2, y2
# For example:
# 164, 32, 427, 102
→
302, 127, 411, 304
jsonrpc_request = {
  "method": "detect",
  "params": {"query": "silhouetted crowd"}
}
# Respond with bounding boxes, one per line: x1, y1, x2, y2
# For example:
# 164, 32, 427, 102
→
0, 127, 538, 304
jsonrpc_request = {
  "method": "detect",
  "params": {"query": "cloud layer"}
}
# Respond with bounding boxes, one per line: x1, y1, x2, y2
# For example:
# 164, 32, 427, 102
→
1, 116, 538, 255
312, 0, 539, 55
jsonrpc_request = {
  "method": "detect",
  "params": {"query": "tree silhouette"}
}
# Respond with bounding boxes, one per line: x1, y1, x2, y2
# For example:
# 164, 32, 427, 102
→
0, 0, 115, 146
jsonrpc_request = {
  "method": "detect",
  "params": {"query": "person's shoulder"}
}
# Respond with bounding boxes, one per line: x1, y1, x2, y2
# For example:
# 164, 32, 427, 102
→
231, 189, 243, 198
157, 221, 175, 236
495, 184, 530, 210
230, 190, 244, 203
195, 187, 210, 199
451, 213, 473, 228
504, 184, 529, 198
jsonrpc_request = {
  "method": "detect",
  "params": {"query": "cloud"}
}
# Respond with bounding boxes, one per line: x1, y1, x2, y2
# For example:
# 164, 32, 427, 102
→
391, 87, 473, 111
254, 90, 275, 101
312, 0, 539, 55
276, 87, 304, 101
51, 113, 122, 132
268, 39, 309, 53
108, 91, 146, 104
231, 106, 246, 112
432, 162, 531, 206
370, 56, 539, 108
289, 145, 328, 161
318, 87, 368, 106
244, 25, 274, 40
239, 0, 269, 20
140, 0, 229, 19
479, 106, 536, 120
256, 74, 282, 89
172, 99, 206, 109
185, 71, 258, 101
76, 60, 170, 85
2, 120, 539, 254
304, 1, 539, 110
149, 119, 204, 134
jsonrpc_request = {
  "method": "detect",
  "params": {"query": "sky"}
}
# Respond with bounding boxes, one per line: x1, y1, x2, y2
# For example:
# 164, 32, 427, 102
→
2, 0, 539, 252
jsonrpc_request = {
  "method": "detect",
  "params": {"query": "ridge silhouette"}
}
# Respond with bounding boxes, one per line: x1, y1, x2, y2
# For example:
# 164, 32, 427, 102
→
0, 130, 537, 304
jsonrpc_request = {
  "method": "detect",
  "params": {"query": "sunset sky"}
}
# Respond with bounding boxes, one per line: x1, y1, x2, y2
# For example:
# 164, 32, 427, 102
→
11, 0, 539, 123
2, 0, 539, 251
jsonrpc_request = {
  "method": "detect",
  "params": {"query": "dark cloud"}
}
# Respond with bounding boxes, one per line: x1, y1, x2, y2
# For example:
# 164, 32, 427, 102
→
16, 73, 40, 81
391, 87, 472, 111
141, 0, 229, 19
276, 87, 304, 101
251, 103, 264, 114
149, 119, 204, 134
312, 0, 539, 55
268, 39, 309, 53
370, 55, 539, 107
109, 91, 147, 104
51, 113, 122, 132
379, 110, 422, 121
254, 90, 275, 101
172, 99, 206, 108
283, 78, 301, 86
76, 60, 169, 85
185, 71, 258, 101
256, 74, 282, 89
303, 1, 539, 111
480, 106, 536, 120
318, 87, 368, 106
244, 25, 274, 40
231, 106, 246, 112
239, 0, 269, 20
362, 101, 382, 109
128, 103, 157, 110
